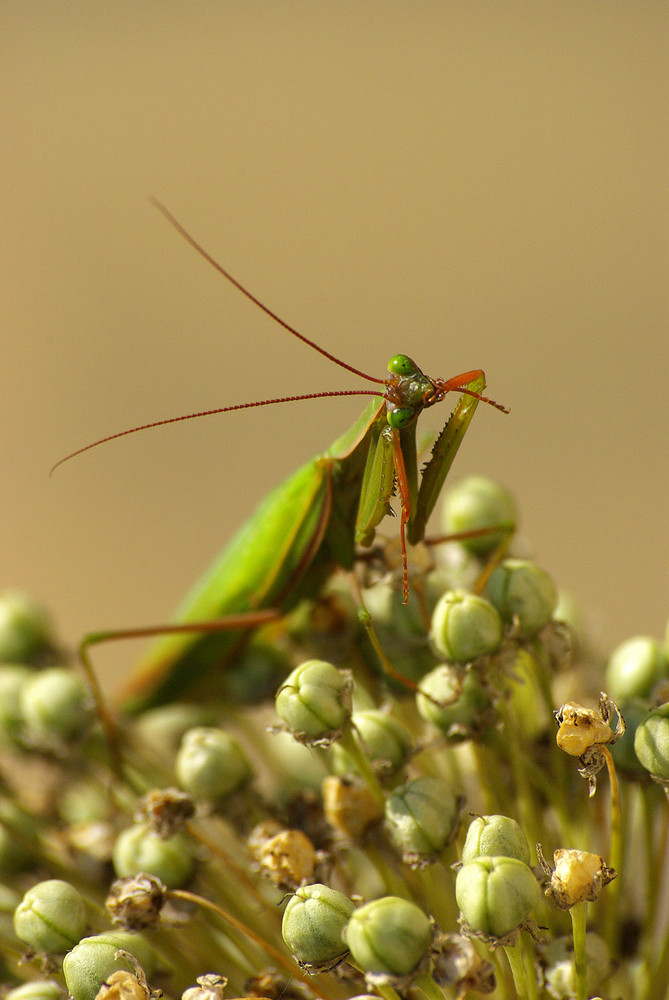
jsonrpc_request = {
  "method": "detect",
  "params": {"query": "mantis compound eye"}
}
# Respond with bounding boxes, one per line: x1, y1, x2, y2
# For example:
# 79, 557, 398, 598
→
387, 406, 415, 429
387, 354, 418, 376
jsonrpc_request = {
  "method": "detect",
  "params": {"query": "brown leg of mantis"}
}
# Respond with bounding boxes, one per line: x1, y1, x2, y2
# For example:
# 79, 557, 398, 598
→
390, 426, 412, 604
345, 569, 423, 693
78, 609, 282, 778
423, 522, 516, 594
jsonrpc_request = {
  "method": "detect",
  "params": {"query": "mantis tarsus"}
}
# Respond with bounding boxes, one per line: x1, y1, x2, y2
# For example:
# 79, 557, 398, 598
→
54, 201, 509, 712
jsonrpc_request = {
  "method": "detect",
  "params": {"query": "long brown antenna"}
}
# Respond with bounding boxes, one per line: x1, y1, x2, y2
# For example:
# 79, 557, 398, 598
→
149, 198, 385, 386
49, 390, 384, 476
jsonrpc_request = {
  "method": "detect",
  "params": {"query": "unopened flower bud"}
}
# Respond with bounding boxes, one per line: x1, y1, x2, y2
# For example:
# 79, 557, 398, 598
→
0, 590, 56, 664
417, 664, 493, 740
634, 702, 669, 780
275, 660, 352, 742
431, 591, 502, 663
345, 896, 433, 978
441, 476, 516, 555
5, 981, 63, 1000
606, 636, 669, 701
175, 727, 251, 801
332, 709, 411, 777
385, 776, 461, 864
461, 814, 530, 865
485, 559, 557, 638
13, 879, 87, 953
456, 856, 540, 939
20, 667, 93, 742
281, 883, 354, 968
112, 822, 193, 888
63, 933, 155, 1000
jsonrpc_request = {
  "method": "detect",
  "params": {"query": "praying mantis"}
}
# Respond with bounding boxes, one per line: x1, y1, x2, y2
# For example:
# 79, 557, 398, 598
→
54, 202, 509, 712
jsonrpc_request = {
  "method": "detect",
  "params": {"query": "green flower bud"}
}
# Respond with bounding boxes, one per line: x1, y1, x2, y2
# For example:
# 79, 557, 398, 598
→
275, 660, 352, 740
0, 665, 31, 743
332, 710, 411, 777
461, 814, 531, 865
505, 649, 548, 741
606, 636, 669, 701
62, 932, 155, 1000
281, 883, 355, 967
6, 981, 63, 1000
345, 896, 433, 977
430, 591, 502, 663
112, 822, 193, 888
441, 476, 516, 554
58, 779, 113, 826
485, 559, 557, 638
13, 879, 87, 953
0, 590, 56, 664
175, 727, 251, 801
267, 730, 330, 795
132, 703, 217, 754
19, 667, 92, 741
634, 703, 669, 779
543, 933, 611, 1000
456, 857, 540, 938
417, 664, 493, 739
385, 777, 460, 862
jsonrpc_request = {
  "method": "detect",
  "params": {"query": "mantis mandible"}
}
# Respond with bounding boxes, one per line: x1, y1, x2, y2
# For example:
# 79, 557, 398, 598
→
54, 201, 509, 712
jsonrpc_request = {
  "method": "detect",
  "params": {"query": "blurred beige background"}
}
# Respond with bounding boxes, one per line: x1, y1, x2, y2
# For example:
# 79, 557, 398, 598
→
2, 4, 667, 692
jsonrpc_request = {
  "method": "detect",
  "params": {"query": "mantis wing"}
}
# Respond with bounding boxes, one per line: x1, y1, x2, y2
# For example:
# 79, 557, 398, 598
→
120, 399, 383, 710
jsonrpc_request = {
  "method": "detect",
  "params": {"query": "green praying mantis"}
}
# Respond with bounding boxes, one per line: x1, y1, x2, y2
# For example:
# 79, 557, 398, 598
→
54, 201, 509, 712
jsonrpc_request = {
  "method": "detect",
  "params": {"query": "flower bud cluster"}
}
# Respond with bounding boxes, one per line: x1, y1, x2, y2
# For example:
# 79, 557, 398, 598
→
0, 475, 665, 1000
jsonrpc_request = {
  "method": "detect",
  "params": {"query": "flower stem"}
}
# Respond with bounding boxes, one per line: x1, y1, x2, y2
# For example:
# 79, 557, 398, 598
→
413, 971, 449, 1000
336, 724, 386, 807
503, 943, 529, 999
602, 744, 622, 950
569, 900, 588, 1000
168, 889, 336, 1000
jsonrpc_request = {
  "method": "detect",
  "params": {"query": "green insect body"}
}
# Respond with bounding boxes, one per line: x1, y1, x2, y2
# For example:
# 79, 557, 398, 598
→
121, 364, 486, 712
56, 203, 504, 713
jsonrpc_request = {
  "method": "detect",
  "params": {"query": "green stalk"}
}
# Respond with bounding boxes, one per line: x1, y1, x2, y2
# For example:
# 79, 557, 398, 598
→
374, 985, 403, 1000
336, 724, 386, 807
602, 745, 622, 951
413, 971, 451, 1000
169, 889, 337, 1000
503, 943, 529, 999
569, 901, 588, 1000
520, 931, 540, 1000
